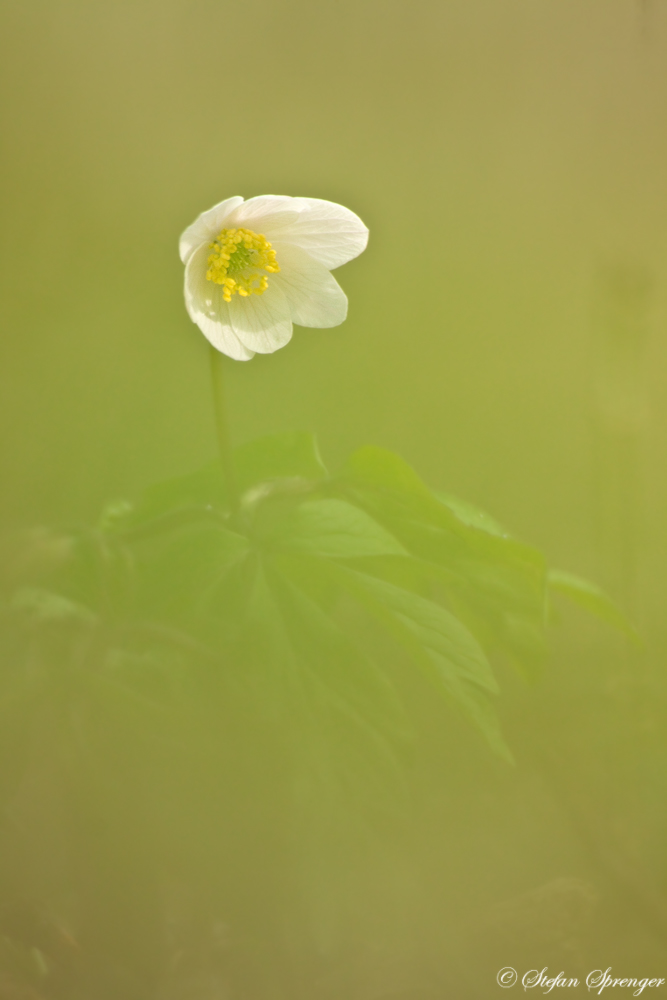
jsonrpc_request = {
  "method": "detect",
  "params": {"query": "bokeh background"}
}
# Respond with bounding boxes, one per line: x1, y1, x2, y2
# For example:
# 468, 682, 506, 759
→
1, 0, 667, 996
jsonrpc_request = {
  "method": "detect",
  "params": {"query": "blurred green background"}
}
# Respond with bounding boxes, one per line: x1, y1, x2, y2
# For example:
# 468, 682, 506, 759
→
1, 0, 667, 995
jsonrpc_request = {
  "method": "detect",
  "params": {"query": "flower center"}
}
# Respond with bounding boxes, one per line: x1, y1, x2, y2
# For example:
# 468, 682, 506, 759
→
206, 227, 280, 302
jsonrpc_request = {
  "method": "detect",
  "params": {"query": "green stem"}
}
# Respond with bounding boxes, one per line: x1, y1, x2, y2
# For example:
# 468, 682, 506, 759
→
209, 344, 240, 517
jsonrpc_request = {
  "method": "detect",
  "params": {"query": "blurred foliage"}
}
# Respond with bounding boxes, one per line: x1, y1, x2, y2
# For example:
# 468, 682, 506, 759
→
0, 431, 643, 999
2, 430, 633, 769
0, 0, 665, 996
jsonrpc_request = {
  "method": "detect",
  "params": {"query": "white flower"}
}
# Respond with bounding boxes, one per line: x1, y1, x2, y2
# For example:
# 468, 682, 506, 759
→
179, 195, 369, 361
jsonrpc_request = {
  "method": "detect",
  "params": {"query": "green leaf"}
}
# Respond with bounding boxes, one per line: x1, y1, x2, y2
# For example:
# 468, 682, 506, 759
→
342, 570, 498, 694
117, 465, 227, 530
214, 557, 411, 795
134, 520, 250, 621
15, 434, 630, 768
10, 586, 97, 627
339, 446, 545, 587
548, 569, 640, 643
343, 445, 436, 498
340, 446, 459, 530
267, 568, 410, 747
110, 431, 327, 531
274, 499, 408, 559
335, 447, 548, 665
235, 430, 327, 491
98, 499, 135, 532
320, 564, 510, 759
502, 613, 549, 679
435, 492, 508, 537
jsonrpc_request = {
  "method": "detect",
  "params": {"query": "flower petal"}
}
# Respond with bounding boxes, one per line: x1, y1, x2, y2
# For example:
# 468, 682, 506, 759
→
179, 196, 244, 264
225, 195, 301, 232
249, 197, 369, 270
184, 244, 255, 360
228, 282, 293, 355
271, 242, 348, 328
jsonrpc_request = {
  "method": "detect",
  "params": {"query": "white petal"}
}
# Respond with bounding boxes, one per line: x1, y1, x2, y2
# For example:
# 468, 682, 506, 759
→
271, 242, 348, 328
179, 196, 244, 264
228, 282, 293, 355
184, 244, 255, 360
225, 194, 300, 231
252, 197, 369, 270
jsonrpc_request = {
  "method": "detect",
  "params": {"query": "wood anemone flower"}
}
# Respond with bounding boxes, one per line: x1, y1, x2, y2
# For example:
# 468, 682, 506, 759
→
179, 195, 369, 360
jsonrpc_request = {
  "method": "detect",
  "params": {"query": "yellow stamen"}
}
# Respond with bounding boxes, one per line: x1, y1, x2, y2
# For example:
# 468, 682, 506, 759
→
206, 227, 280, 302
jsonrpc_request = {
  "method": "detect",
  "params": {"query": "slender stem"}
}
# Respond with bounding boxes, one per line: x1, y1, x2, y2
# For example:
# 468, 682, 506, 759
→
208, 344, 240, 517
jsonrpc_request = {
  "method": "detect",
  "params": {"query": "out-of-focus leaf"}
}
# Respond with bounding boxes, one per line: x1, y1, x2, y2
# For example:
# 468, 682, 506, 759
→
6, 432, 630, 774
343, 446, 434, 495
268, 568, 410, 748
548, 569, 640, 643
502, 613, 550, 680
116, 464, 227, 530
338, 446, 544, 581
99, 499, 134, 532
10, 586, 97, 627
56, 528, 134, 616
274, 499, 408, 559
436, 492, 508, 537
109, 431, 327, 531
441, 672, 513, 763
319, 564, 510, 759
336, 569, 497, 693
134, 520, 250, 622
206, 555, 412, 801
235, 430, 327, 492
340, 446, 458, 526
334, 445, 548, 676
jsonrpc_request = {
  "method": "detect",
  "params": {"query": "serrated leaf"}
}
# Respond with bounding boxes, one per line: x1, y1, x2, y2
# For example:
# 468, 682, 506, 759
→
333, 446, 549, 682
440, 673, 513, 763
435, 492, 508, 537
338, 446, 546, 589
267, 568, 410, 746
220, 557, 411, 792
548, 569, 640, 643
343, 570, 498, 693
319, 564, 509, 757
274, 499, 408, 559
134, 520, 250, 620
341, 446, 460, 531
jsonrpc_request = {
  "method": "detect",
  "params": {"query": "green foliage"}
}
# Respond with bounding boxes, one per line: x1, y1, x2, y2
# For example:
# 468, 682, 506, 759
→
548, 568, 640, 644
2, 432, 634, 770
